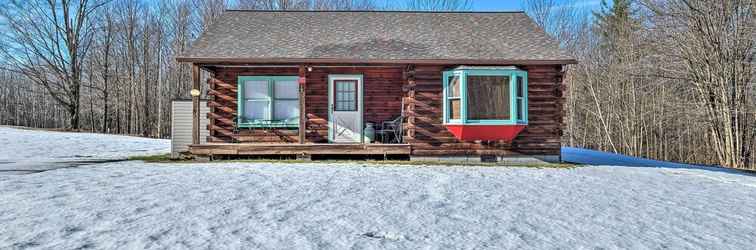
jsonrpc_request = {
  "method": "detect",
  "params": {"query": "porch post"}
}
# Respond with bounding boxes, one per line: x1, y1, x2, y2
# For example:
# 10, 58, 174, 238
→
192, 64, 200, 145
298, 65, 307, 143
403, 64, 416, 140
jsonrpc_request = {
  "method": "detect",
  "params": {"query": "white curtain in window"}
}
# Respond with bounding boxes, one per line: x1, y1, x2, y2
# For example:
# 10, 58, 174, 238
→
273, 80, 299, 121
245, 100, 269, 120
274, 80, 298, 99
244, 80, 268, 99
244, 80, 269, 120
274, 100, 299, 121
241, 79, 300, 122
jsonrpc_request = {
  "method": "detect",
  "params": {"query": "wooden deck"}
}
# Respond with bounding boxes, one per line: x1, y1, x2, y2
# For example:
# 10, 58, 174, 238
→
189, 143, 411, 156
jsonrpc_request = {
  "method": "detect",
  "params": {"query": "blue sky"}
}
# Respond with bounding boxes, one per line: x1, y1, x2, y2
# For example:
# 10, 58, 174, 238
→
470, 0, 604, 11
471, 0, 523, 11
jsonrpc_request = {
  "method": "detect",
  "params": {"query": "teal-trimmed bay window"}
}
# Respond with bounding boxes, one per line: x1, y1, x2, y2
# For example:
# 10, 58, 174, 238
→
237, 76, 299, 128
442, 66, 528, 125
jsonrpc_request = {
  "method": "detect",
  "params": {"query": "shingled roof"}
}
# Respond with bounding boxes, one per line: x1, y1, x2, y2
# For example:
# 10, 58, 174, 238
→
177, 10, 576, 64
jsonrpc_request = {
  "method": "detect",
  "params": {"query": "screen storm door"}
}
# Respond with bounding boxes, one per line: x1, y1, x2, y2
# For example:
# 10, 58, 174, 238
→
328, 75, 363, 143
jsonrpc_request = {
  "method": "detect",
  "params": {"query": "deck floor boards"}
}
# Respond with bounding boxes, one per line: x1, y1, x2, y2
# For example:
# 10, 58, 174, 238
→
189, 143, 411, 156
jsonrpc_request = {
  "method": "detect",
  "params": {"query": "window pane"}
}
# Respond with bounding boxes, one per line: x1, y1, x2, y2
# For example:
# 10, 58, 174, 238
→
244, 100, 269, 120
336, 100, 355, 111
334, 80, 357, 111
342, 82, 350, 91
244, 80, 268, 99
274, 100, 299, 121
467, 75, 510, 120
449, 99, 461, 120
336, 101, 345, 111
517, 76, 524, 98
336, 81, 355, 92
516, 99, 523, 120
336, 82, 343, 91
448, 75, 460, 97
274, 80, 298, 99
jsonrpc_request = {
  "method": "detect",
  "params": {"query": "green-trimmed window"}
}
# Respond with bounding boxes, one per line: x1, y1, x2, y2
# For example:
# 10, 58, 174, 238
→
447, 74, 462, 120
442, 67, 528, 125
237, 76, 299, 128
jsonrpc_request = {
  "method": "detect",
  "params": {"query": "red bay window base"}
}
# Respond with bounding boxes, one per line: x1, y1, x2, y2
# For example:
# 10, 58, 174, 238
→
445, 124, 526, 141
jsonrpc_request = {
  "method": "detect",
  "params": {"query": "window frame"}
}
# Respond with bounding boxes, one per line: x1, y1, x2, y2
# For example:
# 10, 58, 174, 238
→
445, 72, 463, 123
333, 79, 358, 111
442, 68, 528, 125
237, 76, 300, 128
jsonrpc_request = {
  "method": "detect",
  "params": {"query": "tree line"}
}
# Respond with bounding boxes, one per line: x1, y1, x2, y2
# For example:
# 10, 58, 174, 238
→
0, 0, 222, 136
0, 0, 467, 136
0, 0, 754, 169
527, 0, 755, 169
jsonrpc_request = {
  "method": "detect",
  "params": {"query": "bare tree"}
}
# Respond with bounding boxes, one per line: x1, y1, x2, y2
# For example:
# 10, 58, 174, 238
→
0, 0, 107, 129
0, 0, 229, 136
313, 0, 377, 10
236, 0, 311, 10
95, 7, 116, 132
525, 0, 756, 169
524, 0, 591, 44
406, 0, 472, 11
643, 0, 755, 168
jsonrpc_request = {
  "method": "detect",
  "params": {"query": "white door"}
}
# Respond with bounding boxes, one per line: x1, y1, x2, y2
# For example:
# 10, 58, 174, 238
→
329, 75, 363, 143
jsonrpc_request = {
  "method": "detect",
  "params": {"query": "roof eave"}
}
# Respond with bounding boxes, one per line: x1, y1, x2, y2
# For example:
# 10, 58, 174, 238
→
175, 57, 578, 65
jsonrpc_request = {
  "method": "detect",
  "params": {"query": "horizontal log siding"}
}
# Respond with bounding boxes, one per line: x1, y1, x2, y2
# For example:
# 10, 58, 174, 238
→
207, 67, 298, 143
305, 67, 405, 143
206, 66, 405, 143
404, 65, 564, 156
204, 64, 564, 156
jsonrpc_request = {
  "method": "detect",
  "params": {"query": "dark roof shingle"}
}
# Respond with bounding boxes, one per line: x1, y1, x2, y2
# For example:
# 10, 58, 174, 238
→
178, 10, 575, 64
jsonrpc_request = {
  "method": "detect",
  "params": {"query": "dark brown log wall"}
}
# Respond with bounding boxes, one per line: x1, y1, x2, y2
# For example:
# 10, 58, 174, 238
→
204, 64, 564, 156
403, 65, 564, 156
206, 66, 405, 143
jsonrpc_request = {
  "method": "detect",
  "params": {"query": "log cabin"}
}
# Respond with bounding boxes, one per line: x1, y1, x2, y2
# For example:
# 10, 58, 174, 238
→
175, 10, 576, 162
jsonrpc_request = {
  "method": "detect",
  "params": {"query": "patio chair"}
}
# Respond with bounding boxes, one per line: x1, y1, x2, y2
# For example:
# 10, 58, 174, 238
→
376, 116, 403, 144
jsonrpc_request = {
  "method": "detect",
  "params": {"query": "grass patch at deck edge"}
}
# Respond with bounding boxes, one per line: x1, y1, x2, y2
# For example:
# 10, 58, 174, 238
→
129, 154, 577, 169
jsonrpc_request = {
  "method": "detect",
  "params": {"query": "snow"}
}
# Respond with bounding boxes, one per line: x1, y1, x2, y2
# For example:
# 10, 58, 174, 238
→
2, 161, 756, 249
1, 126, 755, 249
562, 146, 696, 168
0, 126, 169, 162
0, 126, 168, 174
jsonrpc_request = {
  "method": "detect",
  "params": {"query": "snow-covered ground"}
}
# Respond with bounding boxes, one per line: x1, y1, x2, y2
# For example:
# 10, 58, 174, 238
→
563, 146, 698, 168
2, 162, 756, 249
1, 126, 756, 249
0, 126, 168, 174
0, 126, 169, 162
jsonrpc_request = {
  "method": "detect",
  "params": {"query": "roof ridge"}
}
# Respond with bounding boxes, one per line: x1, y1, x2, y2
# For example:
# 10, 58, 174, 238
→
224, 9, 525, 14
